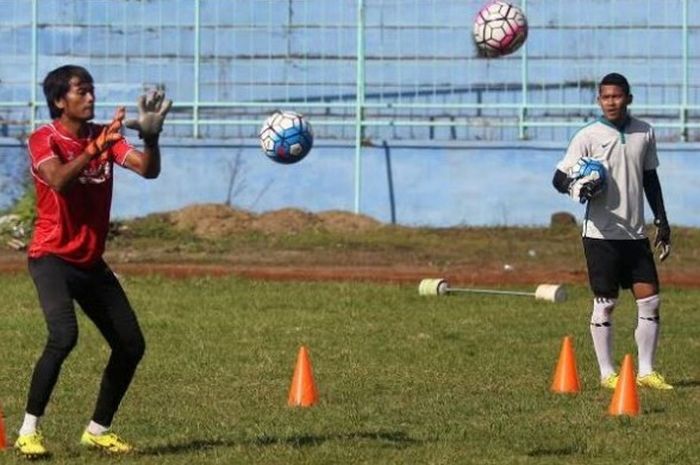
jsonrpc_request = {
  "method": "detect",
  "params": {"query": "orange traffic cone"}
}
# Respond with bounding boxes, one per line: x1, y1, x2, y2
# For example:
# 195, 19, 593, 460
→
608, 354, 640, 416
0, 402, 6, 451
288, 346, 319, 407
550, 336, 581, 393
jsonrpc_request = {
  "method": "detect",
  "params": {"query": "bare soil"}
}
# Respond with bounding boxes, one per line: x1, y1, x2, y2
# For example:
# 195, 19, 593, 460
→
2, 204, 699, 288
168, 204, 382, 237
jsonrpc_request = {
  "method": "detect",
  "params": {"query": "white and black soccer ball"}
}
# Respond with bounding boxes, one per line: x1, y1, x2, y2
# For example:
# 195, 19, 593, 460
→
259, 110, 314, 164
473, 1, 528, 58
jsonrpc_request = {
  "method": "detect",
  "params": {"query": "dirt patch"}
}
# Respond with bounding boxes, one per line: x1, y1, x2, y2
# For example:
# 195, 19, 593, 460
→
317, 210, 382, 233
168, 204, 255, 238
167, 203, 382, 237
251, 208, 322, 234
3, 204, 700, 288
2, 251, 698, 289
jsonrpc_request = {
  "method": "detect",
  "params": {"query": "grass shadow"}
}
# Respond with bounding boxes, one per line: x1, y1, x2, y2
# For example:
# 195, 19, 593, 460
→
527, 444, 582, 457
642, 406, 667, 415
673, 379, 700, 388
138, 438, 236, 456
136, 430, 420, 456
253, 430, 421, 449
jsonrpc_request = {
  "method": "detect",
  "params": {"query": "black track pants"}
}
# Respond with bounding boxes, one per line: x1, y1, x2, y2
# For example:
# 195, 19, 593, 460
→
26, 255, 145, 427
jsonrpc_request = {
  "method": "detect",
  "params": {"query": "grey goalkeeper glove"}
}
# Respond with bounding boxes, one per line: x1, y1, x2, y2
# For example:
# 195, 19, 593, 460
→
124, 90, 172, 139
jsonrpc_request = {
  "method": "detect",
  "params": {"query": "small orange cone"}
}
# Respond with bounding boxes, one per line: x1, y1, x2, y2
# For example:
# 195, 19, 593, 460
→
0, 402, 7, 451
550, 336, 581, 393
608, 354, 640, 416
288, 346, 319, 407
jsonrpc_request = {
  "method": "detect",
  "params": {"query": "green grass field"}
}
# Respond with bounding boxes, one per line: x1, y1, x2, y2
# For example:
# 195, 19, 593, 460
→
1, 273, 698, 464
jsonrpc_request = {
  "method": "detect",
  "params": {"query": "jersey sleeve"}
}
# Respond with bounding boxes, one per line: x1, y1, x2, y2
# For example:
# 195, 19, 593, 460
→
27, 128, 58, 170
110, 136, 136, 166
556, 130, 590, 175
643, 126, 660, 170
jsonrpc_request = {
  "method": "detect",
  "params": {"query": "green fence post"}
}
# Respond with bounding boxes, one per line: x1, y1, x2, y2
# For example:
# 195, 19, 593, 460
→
354, 0, 366, 214
30, 0, 38, 131
193, 0, 201, 138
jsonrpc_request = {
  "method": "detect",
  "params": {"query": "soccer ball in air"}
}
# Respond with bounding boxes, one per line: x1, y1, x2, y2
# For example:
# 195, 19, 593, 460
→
570, 157, 607, 186
259, 110, 314, 164
473, 1, 528, 57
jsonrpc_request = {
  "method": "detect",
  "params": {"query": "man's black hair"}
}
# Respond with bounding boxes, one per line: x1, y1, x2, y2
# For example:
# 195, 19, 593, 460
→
599, 72, 630, 96
42, 65, 94, 119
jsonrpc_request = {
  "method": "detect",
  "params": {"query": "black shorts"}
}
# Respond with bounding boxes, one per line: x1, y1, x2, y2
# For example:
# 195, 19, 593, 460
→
582, 237, 659, 298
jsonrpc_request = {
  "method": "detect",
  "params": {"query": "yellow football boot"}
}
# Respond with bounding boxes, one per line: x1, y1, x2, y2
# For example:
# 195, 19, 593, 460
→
600, 373, 619, 390
637, 372, 673, 390
80, 430, 134, 454
14, 431, 50, 459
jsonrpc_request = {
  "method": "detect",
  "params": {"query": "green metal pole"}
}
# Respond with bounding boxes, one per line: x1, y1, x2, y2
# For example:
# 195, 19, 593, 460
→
193, 0, 201, 138
519, 0, 528, 140
354, 0, 366, 214
681, 0, 688, 141
31, 0, 38, 131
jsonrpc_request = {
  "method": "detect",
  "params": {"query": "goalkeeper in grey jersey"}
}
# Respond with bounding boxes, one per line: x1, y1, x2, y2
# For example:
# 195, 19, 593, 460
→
552, 73, 673, 390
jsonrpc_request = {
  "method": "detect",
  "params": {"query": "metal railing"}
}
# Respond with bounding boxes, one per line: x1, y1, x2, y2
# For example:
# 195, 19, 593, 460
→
1, 0, 699, 213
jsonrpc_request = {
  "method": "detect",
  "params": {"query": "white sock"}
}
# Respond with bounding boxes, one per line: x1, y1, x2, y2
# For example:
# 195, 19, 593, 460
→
19, 413, 40, 436
87, 420, 109, 436
635, 294, 660, 377
590, 297, 617, 379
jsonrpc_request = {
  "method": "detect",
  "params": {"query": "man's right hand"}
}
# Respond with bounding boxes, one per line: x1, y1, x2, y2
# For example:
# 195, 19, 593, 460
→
654, 218, 671, 262
85, 107, 125, 159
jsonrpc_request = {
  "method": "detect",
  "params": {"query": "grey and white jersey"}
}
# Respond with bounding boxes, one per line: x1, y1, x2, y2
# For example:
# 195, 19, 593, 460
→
556, 116, 659, 240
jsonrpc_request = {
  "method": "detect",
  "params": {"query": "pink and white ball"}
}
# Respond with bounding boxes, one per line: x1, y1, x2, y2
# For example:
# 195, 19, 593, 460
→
473, 1, 528, 58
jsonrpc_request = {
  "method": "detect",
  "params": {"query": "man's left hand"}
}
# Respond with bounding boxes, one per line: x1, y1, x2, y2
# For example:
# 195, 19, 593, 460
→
124, 90, 172, 140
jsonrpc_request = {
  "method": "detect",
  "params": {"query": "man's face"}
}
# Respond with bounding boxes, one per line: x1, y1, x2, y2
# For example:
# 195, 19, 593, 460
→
55, 77, 95, 121
597, 84, 632, 124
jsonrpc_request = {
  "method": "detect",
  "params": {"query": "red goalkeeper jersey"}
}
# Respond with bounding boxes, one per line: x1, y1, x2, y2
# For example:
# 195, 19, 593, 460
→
27, 120, 134, 267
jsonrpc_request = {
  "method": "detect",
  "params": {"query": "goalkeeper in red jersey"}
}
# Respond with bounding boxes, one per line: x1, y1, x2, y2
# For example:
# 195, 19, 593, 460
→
14, 65, 171, 458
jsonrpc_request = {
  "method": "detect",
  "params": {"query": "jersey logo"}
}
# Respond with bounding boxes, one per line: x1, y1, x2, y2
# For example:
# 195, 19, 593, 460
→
78, 160, 112, 184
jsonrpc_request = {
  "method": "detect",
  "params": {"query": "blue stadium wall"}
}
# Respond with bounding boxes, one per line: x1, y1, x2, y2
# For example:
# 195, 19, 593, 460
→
3, 138, 697, 227
109, 143, 700, 227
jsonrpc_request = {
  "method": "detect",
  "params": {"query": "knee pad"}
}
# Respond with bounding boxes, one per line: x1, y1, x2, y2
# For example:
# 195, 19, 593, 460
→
591, 297, 616, 326
636, 294, 660, 321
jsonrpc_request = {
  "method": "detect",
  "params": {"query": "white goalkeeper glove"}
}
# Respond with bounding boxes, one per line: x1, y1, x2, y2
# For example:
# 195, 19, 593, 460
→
568, 173, 604, 204
125, 90, 172, 140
